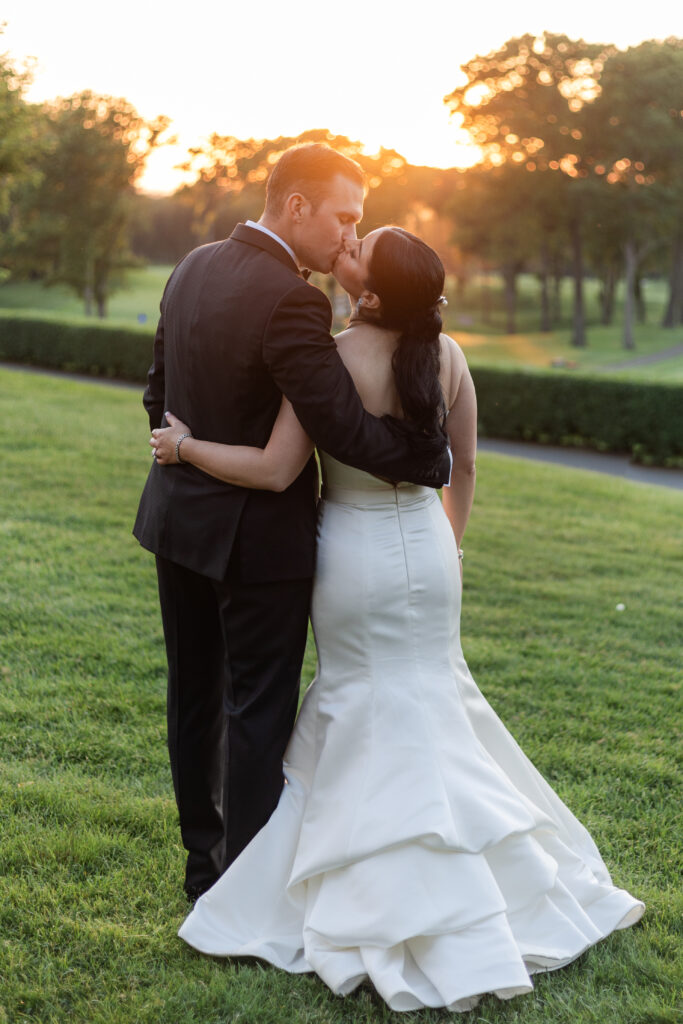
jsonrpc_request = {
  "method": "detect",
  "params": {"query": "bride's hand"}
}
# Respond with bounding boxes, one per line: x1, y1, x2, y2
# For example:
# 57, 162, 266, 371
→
150, 412, 191, 465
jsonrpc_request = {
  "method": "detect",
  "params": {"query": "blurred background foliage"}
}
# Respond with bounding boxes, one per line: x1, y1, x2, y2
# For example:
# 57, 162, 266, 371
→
1, 30, 682, 352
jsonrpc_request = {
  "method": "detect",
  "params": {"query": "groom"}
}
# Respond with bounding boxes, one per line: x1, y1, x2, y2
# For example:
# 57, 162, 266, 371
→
134, 143, 451, 902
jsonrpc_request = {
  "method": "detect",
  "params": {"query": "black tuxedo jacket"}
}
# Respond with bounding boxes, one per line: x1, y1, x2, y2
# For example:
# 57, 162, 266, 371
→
133, 224, 449, 583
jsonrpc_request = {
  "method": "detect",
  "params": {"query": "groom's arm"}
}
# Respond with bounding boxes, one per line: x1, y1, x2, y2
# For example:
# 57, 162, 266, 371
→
143, 257, 188, 430
263, 282, 451, 488
143, 314, 166, 430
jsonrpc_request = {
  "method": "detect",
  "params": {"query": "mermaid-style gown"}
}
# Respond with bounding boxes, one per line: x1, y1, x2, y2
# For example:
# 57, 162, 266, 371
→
179, 456, 644, 1013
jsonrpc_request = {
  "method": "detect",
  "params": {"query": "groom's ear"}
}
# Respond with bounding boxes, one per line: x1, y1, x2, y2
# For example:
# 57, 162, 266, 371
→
285, 192, 308, 223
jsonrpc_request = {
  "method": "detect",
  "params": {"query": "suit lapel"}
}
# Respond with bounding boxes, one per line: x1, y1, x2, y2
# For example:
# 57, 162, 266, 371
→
230, 223, 303, 278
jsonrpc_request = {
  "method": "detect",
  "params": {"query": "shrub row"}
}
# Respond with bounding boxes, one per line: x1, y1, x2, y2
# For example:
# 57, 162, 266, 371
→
0, 312, 154, 383
1, 313, 681, 465
470, 366, 683, 466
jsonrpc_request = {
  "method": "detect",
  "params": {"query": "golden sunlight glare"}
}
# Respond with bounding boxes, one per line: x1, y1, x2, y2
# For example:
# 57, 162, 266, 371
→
2, 0, 679, 195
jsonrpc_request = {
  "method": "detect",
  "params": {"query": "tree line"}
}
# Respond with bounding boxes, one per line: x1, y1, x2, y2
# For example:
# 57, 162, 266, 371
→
1, 30, 682, 347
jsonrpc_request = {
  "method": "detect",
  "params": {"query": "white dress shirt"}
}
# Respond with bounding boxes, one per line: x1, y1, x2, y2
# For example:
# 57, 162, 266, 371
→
245, 220, 299, 268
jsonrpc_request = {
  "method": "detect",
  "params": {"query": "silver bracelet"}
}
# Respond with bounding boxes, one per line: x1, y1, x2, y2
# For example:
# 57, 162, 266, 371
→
175, 432, 192, 464
457, 548, 464, 561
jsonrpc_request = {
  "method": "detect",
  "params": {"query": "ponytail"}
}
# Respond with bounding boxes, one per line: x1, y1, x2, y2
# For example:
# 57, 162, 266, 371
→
365, 228, 448, 447
391, 306, 446, 437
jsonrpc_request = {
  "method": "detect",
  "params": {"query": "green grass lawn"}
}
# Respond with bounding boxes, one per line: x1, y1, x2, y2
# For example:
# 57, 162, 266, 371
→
0, 266, 172, 328
0, 368, 681, 1024
454, 323, 683, 383
440, 275, 683, 383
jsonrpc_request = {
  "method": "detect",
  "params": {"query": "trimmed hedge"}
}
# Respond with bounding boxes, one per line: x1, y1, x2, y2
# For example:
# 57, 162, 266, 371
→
1, 312, 681, 465
471, 366, 683, 466
0, 311, 154, 383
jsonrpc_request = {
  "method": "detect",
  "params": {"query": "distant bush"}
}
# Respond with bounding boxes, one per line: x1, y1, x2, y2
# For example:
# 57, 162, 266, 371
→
1, 313, 681, 466
0, 311, 154, 383
471, 366, 683, 467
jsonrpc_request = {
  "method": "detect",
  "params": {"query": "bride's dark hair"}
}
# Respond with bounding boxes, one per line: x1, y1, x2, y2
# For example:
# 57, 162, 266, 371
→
365, 228, 447, 447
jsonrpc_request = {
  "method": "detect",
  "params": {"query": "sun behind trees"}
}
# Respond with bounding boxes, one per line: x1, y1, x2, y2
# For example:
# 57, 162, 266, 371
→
126, 34, 683, 348
132, 129, 442, 251
1, 29, 682, 344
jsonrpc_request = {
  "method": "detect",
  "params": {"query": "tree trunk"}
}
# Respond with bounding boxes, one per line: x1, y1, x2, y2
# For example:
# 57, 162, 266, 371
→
661, 233, 683, 327
634, 272, 646, 323
538, 240, 551, 332
502, 264, 517, 334
95, 277, 108, 319
551, 269, 562, 327
480, 272, 491, 325
622, 238, 637, 350
570, 216, 586, 347
599, 266, 617, 325
83, 251, 95, 317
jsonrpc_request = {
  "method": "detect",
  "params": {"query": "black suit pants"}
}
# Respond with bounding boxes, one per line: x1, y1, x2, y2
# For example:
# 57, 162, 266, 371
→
155, 552, 312, 895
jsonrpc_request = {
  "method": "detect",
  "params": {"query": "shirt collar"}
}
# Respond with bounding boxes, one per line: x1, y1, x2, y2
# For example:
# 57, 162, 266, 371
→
245, 220, 298, 268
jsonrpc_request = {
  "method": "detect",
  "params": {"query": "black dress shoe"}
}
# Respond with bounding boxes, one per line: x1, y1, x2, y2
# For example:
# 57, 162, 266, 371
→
185, 882, 214, 905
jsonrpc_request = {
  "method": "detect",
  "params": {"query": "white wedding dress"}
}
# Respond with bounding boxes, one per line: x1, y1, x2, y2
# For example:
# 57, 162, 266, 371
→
179, 456, 644, 1013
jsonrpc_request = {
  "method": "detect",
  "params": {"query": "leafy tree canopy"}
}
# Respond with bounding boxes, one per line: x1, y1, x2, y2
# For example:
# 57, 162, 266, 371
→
6, 90, 170, 315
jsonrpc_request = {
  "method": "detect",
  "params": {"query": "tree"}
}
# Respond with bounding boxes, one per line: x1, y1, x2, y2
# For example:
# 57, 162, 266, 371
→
584, 188, 623, 325
445, 32, 612, 346
7, 91, 169, 315
583, 39, 683, 347
0, 29, 42, 254
128, 192, 200, 264
447, 163, 537, 333
445, 34, 683, 349
662, 222, 683, 328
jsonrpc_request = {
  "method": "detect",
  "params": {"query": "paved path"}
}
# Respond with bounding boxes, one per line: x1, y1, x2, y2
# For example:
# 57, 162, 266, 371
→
0, 362, 141, 390
2, 363, 682, 492
478, 439, 683, 491
598, 340, 683, 371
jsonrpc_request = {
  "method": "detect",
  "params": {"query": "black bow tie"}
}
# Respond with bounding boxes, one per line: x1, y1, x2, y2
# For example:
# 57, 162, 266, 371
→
301, 269, 312, 281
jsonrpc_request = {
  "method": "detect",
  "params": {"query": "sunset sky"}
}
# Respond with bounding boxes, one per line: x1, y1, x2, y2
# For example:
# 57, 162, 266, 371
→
2, 0, 679, 194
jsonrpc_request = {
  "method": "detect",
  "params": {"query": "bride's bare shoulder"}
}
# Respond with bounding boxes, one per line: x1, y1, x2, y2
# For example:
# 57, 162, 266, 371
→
333, 325, 356, 348
334, 323, 401, 415
439, 333, 470, 408
439, 332, 467, 364
335, 322, 397, 356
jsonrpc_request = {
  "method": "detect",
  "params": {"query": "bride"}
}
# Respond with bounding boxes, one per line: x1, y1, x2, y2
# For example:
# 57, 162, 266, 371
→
150, 226, 644, 1013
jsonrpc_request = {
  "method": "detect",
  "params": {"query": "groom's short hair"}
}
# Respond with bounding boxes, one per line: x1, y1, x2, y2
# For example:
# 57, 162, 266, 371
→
265, 144, 365, 216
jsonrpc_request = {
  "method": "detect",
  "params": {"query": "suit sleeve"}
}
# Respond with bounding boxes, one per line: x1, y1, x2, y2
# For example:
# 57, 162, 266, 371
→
262, 282, 451, 487
143, 312, 166, 430
142, 257, 187, 430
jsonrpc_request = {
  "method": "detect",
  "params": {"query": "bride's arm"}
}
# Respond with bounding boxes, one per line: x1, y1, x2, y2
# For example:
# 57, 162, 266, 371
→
441, 343, 477, 550
150, 398, 314, 492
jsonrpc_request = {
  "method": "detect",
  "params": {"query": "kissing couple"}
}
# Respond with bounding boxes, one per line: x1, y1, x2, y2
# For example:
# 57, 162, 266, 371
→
134, 143, 643, 1013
